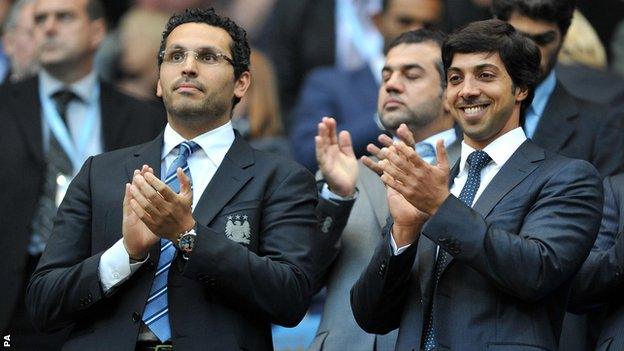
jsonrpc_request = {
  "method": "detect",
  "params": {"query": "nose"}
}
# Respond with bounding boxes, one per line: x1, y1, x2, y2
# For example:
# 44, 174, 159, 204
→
384, 72, 404, 94
181, 53, 198, 77
459, 76, 480, 99
41, 16, 58, 36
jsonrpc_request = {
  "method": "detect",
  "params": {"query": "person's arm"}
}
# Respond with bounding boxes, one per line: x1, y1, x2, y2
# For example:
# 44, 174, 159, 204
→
593, 109, 624, 177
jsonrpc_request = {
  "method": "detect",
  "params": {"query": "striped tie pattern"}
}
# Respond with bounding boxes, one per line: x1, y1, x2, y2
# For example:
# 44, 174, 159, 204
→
142, 141, 200, 342
423, 150, 491, 350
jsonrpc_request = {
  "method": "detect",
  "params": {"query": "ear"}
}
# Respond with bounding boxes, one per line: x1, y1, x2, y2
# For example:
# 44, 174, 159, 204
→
90, 18, 107, 50
233, 71, 251, 100
515, 86, 529, 102
156, 79, 163, 97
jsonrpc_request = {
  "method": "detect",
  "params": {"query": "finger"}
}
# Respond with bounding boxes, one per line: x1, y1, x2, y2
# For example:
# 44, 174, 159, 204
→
366, 143, 383, 159
435, 139, 450, 172
380, 154, 410, 184
177, 168, 193, 200
338, 130, 355, 158
130, 198, 156, 228
396, 124, 416, 147
395, 141, 427, 169
361, 155, 383, 175
123, 183, 132, 213
378, 134, 394, 148
144, 172, 177, 201
325, 117, 338, 145
134, 173, 164, 207
380, 172, 411, 200
129, 183, 161, 217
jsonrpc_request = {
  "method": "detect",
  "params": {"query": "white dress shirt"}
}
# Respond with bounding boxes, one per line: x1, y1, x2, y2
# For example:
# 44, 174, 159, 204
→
98, 122, 235, 292
392, 127, 527, 254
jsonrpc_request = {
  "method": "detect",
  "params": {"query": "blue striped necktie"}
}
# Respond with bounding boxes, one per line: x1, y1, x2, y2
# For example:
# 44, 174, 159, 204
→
423, 150, 491, 351
142, 141, 200, 342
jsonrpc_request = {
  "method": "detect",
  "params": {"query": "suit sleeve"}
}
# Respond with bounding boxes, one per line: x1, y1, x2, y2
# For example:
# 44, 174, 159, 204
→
350, 218, 418, 334
181, 167, 319, 327
568, 175, 624, 311
26, 157, 105, 332
422, 160, 603, 302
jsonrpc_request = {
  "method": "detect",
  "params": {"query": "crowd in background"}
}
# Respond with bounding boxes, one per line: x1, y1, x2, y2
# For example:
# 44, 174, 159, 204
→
1, 0, 624, 350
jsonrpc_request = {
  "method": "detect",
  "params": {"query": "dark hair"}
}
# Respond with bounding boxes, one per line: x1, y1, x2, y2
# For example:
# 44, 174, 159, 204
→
385, 29, 447, 89
158, 8, 251, 105
491, 0, 577, 36
381, 0, 391, 13
442, 19, 541, 118
86, 0, 105, 21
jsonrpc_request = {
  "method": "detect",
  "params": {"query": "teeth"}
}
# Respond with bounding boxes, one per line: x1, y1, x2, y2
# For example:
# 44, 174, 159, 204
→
464, 105, 487, 115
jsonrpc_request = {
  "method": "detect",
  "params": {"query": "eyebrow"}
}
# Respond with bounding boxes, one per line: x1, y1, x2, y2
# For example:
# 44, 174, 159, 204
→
382, 63, 425, 72
166, 44, 221, 52
447, 63, 500, 73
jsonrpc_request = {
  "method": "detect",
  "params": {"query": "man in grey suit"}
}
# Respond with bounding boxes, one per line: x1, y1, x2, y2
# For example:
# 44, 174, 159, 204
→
311, 29, 461, 351
351, 19, 603, 350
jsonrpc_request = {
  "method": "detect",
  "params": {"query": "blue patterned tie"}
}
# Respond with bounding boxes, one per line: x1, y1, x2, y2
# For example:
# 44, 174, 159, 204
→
142, 141, 200, 342
423, 150, 491, 350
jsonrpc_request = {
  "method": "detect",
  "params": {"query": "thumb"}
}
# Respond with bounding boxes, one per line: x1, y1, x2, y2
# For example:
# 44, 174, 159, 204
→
177, 168, 193, 201
435, 139, 449, 172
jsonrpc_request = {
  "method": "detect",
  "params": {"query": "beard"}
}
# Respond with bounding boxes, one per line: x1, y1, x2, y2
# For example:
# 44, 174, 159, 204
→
379, 98, 442, 133
161, 81, 230, 123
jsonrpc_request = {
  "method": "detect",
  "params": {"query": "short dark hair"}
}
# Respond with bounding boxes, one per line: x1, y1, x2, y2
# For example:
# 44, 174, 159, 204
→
158, 8, 250, 106
491, 0, 577, 36
442, 19, 541, 117
86, 0, 105, 21
385, 29, 447, 89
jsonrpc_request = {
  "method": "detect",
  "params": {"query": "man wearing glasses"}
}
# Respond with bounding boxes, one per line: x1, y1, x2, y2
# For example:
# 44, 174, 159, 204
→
26, 8, 319, 351
492, 0, 624, 178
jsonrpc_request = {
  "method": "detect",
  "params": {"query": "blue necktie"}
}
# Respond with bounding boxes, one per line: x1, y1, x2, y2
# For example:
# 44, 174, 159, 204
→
423, 150, 492, 350
142, 141, 200, 342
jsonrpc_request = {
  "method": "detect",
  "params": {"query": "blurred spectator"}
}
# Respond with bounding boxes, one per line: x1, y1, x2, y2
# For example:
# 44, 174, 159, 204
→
0, 0, 15, 83
558, 10, 607, 70
2, 0, 39, 84
577, 0, 624, 63
0, 0, 166, 349
289, 0, 443, 171
223, 0, 276, 43
614, 20, 624, 78
116, 7, 168, 102
136, 0, 219, 13
441, 0, 491, 33
232, 49, 291, 158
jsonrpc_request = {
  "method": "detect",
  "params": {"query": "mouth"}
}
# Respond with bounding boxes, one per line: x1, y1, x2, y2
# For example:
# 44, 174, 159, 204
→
458, 103, 490, 120
384, 98, 404, 109
174, 83, 203, 93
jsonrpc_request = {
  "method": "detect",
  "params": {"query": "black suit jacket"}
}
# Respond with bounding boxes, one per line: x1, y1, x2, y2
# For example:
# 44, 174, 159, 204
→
0, 76, 166, 330
351, 140, 603, 350
569, 174, 624, 351
531, 81, 624, 177
25, 133, 319, 350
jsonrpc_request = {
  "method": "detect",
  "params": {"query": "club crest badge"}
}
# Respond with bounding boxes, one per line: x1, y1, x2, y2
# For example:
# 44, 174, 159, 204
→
225, 214, 251, 244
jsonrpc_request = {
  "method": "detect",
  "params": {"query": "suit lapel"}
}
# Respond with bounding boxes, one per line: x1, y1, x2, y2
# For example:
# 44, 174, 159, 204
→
439, 140, 544, 274
12, 77, 45, 167
124, 133, 163, 182
531, 82, 578, 152
192, 134, 255, 225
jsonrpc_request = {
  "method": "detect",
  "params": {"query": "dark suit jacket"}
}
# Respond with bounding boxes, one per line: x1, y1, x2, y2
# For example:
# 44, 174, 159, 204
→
531, 81, 624, 177
568, 174, 624, 351
351, 140, 603, 351
289, 65, 381, 172
555, 64, 624, 109
25, 133, 319, 351
0, 76, 166, 330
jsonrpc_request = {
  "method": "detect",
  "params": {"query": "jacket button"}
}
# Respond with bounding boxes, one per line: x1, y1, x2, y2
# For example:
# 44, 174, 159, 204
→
132, 312, 141, 322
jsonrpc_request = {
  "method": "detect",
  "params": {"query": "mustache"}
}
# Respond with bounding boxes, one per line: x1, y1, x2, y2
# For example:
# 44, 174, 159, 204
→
456, 97, 491, 108
173, 78, 205, 92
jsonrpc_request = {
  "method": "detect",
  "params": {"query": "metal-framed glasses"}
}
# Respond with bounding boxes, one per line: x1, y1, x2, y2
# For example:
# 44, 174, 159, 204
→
160, 49, 234, 66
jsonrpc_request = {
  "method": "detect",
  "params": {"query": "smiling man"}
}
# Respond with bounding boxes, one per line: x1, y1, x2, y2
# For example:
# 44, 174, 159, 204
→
350, 19, 603, 350
25, 8, 318, 351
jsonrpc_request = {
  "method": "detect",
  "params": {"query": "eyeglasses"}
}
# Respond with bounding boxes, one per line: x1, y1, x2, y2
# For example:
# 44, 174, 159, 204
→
160, 49, 234, 66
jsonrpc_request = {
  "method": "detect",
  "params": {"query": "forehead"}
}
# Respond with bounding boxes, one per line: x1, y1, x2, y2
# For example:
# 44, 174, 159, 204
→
164, 23, 233, 54
386, 42, 440, 69
507, 12, 560, 35
449, 52, 507, 73
34, 0, 86, 15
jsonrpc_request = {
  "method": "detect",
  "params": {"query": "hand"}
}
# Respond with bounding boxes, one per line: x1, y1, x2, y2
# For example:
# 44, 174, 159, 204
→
362, 123, 416, 175
128, 165, 195, 242
315, 117, 358, 197
379, 139, 451, 216
387, 186, 429, 247
122, 167, 159, 260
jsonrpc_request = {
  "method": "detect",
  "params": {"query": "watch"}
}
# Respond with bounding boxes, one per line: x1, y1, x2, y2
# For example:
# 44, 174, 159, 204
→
177, 227, 197, 259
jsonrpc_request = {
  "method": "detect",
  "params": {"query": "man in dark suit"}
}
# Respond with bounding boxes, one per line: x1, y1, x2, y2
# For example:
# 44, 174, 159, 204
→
311, 29, 461, 351
25, 8, 318, 351
288, 0, 443, 172
568, 174, 624, 351
351, 19, 603, 350
492, 0, 624, 177
0, 0, 165, 349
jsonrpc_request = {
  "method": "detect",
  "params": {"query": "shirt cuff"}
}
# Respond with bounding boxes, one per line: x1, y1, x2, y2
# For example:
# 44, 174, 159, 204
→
320, 182, 358, 202
390, 228, 412, 256
98, 238, 148, 293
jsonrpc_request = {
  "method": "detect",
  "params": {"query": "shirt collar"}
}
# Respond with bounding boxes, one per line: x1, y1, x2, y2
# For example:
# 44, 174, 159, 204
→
39, 69, 99, 103
458, 127, 527, 173
162, 121, 235, 166
529, 70, 557, 117
419, 127, 457, 149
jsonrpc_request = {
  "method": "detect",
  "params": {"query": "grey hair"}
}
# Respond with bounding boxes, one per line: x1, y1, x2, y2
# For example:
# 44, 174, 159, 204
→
3, 0, 36, 33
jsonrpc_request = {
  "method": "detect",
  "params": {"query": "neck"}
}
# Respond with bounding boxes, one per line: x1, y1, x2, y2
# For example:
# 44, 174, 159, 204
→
409, 114, 454, 143
168, 114, 230, 140
43, 58, 93, 84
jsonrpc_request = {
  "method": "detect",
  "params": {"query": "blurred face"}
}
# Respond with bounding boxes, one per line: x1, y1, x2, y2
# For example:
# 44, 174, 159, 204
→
156, 23, 250, 123
445, 52, 527, 149
375, 0, 442, 45
378, 42, 444, 133
33, 0, 104, 71
3, 2, 38, 79
506, 12, 562, 82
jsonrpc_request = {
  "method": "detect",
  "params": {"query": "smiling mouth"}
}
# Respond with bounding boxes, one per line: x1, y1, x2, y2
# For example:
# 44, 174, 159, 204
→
460, 104, 489, 116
